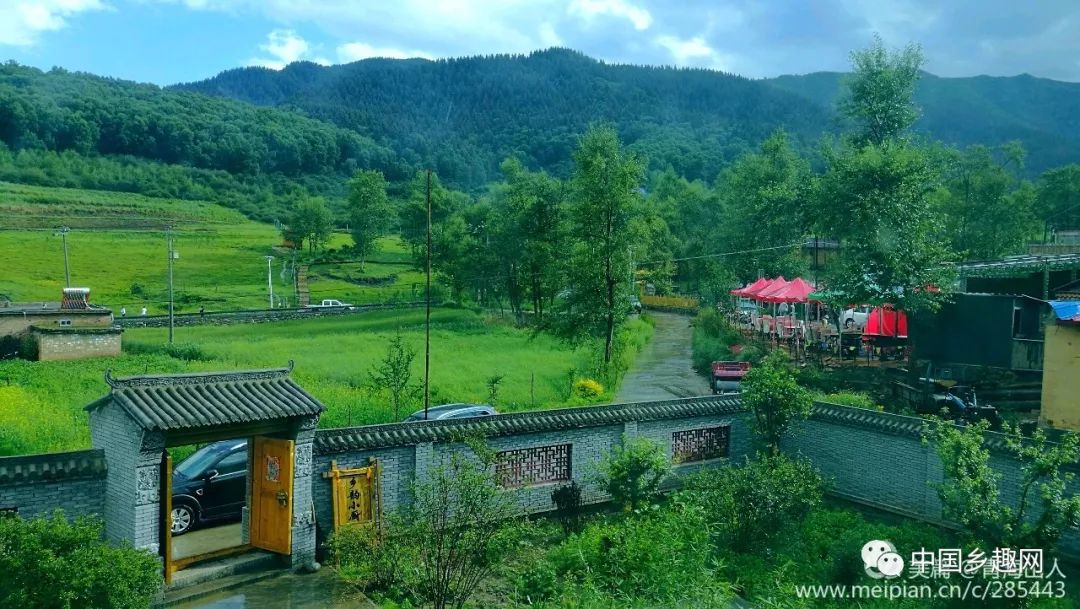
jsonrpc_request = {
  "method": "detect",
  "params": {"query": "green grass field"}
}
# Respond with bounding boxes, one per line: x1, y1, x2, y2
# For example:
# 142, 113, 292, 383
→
0, 181, 423, 312
0, 308, 653, 456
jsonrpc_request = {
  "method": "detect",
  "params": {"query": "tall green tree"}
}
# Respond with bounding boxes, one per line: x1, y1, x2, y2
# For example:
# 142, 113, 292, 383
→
348, 169, 393, 270
1037, 164, 1080, 237
938, 144, 1039, 259
488, 158, 566, 322
814, 39, 955, 314
286, 197, 334, 253
839, 35, 922, 147
560, 125, 644, 364
712, 129, 812, 283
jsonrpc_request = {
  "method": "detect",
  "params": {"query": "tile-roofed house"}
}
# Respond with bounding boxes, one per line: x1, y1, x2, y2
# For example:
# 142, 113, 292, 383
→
86, 363, 325, 431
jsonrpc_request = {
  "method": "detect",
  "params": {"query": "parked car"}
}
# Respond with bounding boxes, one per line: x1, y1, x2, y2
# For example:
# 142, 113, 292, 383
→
405, 403, 498, 421
711, 361, 751, 394
841, 307, 870, 330
171, 439, 248, 535
304, 299, 356, 310
736, 299, 757, 323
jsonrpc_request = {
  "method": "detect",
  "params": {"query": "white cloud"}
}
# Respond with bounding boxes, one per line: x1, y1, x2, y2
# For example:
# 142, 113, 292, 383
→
0, 0, 107, 46
247, 29, 315, 69
655, 34, 731, 70
336, 42, 433, 62
568, 0, 652, 31
539, 22, 563, 47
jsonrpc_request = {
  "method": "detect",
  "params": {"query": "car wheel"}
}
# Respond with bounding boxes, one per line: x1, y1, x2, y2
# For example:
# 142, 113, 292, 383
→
171, 504, 197, 535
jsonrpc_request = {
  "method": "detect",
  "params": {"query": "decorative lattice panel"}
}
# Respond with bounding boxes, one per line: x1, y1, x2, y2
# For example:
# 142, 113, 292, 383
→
496, 444, 572, 488
672, 426, 730, 463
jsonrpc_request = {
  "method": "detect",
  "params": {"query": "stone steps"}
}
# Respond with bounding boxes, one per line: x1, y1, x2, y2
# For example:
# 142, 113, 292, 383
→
162, 551, 287, 606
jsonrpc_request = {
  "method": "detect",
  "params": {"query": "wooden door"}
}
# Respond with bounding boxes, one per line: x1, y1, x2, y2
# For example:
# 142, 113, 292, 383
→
250, 437, 294, 555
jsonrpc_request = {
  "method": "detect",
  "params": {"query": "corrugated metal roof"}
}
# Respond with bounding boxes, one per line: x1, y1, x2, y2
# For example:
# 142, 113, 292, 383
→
0, 449, 107, 485
315, 395, 745, 454
1049, 300, 1080, 324
957, 253, 1080, 277
87, 365, 325, 431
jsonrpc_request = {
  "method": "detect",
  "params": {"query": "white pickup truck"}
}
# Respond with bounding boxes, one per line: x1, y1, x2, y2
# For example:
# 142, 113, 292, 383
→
304, 299, 356, 310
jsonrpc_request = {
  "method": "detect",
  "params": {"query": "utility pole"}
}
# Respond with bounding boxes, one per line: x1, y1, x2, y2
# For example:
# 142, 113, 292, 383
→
167, 227, 175, 344
265, 255, 275, 309
424, 169, 433, 420
57, 226, 71, 288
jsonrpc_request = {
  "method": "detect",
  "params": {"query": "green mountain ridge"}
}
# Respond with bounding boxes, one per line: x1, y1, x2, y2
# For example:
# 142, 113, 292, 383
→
174, 48, 1080, 188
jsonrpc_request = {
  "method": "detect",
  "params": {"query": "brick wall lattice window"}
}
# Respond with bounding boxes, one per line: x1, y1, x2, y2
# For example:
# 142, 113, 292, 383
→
672, 426, 731, 463
496, 444, 572, 488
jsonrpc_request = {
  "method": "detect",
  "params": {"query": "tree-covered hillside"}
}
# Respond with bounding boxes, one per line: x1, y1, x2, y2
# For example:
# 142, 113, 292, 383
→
0, 62, 404, 180
178, 48, 1080, 189
175, 48, 832, 189
766, 71, 1080, 174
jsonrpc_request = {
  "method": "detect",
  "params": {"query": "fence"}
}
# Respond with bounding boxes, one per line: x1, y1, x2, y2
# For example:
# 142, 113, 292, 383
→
641, 294, 700, 312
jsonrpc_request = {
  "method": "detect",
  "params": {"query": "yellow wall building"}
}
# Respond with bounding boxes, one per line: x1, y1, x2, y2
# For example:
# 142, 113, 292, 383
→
1040, 303, 1080, 430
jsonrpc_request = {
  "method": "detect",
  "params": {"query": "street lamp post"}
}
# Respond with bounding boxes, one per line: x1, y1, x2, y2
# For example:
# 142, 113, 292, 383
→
265, 256, 275, 309
56, 226, 71, 288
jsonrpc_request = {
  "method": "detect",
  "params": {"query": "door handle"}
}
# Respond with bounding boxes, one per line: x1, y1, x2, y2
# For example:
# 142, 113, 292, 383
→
276, 490, 289, 507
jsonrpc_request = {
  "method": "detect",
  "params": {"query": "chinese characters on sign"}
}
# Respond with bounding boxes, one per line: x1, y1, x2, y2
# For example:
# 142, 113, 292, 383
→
324, 461, 380, 531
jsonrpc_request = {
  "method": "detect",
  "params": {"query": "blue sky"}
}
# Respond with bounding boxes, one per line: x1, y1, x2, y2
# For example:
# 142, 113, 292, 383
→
2, 0, 1078, 85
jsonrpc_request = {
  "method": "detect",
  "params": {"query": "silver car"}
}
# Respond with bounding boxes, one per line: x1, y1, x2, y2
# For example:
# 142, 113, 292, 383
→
405, 403, 497, 421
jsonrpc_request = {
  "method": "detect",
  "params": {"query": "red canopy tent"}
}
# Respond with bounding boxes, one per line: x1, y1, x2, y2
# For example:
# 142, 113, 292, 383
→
748, 277, 788, 301
762, 277, 814, 303
864, 305, 908, 338
730, 277, 769, 297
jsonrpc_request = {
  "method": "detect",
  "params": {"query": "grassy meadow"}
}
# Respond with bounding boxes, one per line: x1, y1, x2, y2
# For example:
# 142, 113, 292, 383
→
0, 308, 653, 456
0, 181, 422, 312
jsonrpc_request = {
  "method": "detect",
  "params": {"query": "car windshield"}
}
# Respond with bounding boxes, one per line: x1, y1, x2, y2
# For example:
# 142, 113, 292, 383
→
174, 444, 227, 479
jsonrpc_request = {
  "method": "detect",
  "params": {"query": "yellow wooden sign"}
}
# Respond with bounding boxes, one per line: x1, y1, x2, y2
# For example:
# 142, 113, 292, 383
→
323, 459, 381, 531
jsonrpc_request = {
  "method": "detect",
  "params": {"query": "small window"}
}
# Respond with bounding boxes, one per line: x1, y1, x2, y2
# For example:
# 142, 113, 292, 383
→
216, 449, 248, 475
496, 444, 571, 488
58, 319, 72, 327
672, 426, 731, 464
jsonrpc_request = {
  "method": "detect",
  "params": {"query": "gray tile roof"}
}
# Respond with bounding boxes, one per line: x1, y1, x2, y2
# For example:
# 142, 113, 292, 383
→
87, 364, 325, 431
315, 395, 745, 454
0, 449, 107, 485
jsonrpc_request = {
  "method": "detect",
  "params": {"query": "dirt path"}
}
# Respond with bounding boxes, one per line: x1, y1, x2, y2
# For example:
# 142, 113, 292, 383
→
614, 311, 711, 403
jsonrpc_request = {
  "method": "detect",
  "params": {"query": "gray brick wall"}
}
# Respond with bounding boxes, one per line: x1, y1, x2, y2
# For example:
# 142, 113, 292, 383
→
89, 402, 145, 546
0, 477, 104, 519
312, 411, 752, 527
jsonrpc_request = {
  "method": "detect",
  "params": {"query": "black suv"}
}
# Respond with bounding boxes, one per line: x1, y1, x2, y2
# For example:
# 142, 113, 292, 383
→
171, 439, 248, 535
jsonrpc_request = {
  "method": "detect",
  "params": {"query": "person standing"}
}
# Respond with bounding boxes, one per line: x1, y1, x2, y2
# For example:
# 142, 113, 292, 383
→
120, 307, 127, 318
140, 306, 147, 316
199, 306, 206, 319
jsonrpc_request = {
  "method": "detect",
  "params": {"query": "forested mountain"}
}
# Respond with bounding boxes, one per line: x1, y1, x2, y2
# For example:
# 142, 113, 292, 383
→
178, 48, 1080, 189
766, 71, 1080, 174
175, 48, 831, 189
0, 62, 404, 179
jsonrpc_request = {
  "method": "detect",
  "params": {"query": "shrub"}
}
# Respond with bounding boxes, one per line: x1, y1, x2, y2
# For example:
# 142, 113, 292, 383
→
599, 437, 671, 512
327, 522, 416, 597
572, 378, 604, 399
818, 391, 881, 410
546, 500, 717, 602
683, 454, 823, 551
0, 511, 159, 609
551, 481, 585, 536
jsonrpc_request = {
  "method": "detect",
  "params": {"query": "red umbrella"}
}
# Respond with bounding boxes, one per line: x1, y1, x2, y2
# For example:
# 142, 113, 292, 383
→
762, 277, 814, 303
731, 277, 769, 297
752, 277, 789, 302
